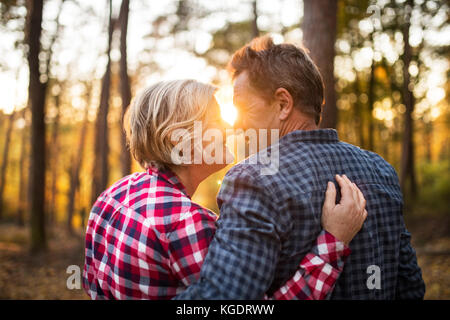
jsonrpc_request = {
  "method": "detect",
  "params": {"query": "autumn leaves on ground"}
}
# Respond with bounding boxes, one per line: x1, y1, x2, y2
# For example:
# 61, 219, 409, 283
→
0, 213, 448, 300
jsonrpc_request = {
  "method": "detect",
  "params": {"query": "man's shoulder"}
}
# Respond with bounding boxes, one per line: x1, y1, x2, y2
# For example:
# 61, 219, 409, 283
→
225, 158, 260, 180
222, 156, 278, 192
225, 138, 289, 181
343, 142, 399, 180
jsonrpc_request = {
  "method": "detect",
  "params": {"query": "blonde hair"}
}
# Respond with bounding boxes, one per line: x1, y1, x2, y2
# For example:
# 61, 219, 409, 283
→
124, 79, 217, 169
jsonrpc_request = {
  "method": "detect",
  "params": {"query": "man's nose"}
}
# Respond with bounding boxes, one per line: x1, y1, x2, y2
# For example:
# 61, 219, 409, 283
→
220, 118, 233, 131
233, 113, 245, 131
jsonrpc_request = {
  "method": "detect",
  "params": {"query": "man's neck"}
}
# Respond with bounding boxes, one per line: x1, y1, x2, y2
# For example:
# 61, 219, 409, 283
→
279, 112, 318, 137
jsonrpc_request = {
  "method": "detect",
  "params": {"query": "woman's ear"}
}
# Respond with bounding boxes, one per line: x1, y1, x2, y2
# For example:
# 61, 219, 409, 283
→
274, 88, 294, 121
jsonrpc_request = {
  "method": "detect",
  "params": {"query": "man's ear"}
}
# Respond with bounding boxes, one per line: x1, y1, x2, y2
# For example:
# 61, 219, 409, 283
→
274, 88, 294, 121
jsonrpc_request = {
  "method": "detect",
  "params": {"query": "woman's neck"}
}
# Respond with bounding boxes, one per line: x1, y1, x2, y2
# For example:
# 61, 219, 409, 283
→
170, 165, 204, 197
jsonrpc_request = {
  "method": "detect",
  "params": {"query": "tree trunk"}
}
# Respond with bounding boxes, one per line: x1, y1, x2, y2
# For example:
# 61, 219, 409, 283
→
0, 111, 16, 219
424, 121, 432, 162
368, 59, 376, 151
80, 207, 86, 231
48, 93, 61, 225
17, 108, 28, 226
67, 87, 91, 233
251, 0, 259, 38
380, 124, 389, 163
302, 0, 338, 129
26, 0, 47, 252
91, 0, 114, 205
353, 72, 365, 148
43, 0, 63, 228
400, 0, 416, 196
119, 0, 132, 177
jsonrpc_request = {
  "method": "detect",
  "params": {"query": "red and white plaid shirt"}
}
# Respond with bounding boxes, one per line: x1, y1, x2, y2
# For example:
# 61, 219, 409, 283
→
83, 167, 350, 300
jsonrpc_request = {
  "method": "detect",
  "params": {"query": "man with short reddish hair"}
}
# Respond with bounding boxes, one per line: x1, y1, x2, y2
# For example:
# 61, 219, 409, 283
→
174, 36, 425, 300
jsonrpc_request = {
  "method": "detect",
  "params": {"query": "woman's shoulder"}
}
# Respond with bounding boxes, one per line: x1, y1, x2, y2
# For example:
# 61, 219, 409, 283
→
188, 201, 218, 221
132, 171, 217, 232
164, 201, 218, 244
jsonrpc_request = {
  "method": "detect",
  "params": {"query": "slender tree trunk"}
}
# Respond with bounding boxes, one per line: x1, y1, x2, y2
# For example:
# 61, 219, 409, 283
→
80, 207, 86, 231
424, 121, 432, 162
0, 111, 16, 219
26, 0, 47, 252
119, 0, 132, 177
17, 108, 28, 226
400, 0, 416, 196
302, 0, 338, 128
251, 0, 259, 38
353, 72, 365, 148
91, 0, 114, 205
380, 125, 389, 163
67, 87, 91, 233
43, 1, 63, 230
367, 30, 379, 152
368, 59, 376, 151
48, 93, 61, 225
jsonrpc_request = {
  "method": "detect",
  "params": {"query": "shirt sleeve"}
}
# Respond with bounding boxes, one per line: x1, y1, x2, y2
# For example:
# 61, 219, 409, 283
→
167, 207, 217, 287
267, 230, 351, 300
173, 165, 287, 299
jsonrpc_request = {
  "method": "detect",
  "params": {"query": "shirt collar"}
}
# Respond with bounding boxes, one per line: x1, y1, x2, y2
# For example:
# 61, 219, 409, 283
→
146, 166, 190, 198
280, 129, 339, 144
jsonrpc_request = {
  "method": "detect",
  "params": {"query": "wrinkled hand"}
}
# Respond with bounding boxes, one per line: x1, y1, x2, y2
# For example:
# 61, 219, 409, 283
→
321, 174, 368, 245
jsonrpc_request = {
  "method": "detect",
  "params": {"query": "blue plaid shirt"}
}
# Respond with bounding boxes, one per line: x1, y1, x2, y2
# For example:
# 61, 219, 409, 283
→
174, 129, 425, 300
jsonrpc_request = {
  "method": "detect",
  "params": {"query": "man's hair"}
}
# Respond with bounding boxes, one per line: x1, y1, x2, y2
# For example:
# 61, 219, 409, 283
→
229, 35, 324, 124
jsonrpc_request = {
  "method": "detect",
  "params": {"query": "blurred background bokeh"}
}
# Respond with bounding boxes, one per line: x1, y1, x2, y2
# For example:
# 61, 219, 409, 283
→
0, 0, 448, 299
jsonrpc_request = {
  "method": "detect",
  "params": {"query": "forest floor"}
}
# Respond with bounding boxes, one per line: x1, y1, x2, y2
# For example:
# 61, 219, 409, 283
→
0, 214, 448, 300
0, 224, 87, 299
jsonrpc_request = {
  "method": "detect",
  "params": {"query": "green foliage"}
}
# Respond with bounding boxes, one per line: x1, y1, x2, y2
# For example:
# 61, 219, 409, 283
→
199, 20, 256, 68
337, 0, 371, 37
416, 160, 450, 215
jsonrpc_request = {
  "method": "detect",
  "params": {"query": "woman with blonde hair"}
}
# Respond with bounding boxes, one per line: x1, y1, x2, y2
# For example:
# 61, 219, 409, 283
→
83, 79, 367, 299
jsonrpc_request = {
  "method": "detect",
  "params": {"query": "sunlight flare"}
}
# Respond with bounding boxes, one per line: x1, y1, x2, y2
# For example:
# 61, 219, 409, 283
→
215, 85, 237, 126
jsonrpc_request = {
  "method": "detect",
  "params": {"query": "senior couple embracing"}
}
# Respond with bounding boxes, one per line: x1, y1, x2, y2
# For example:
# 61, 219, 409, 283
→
83, 36, 425, 300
